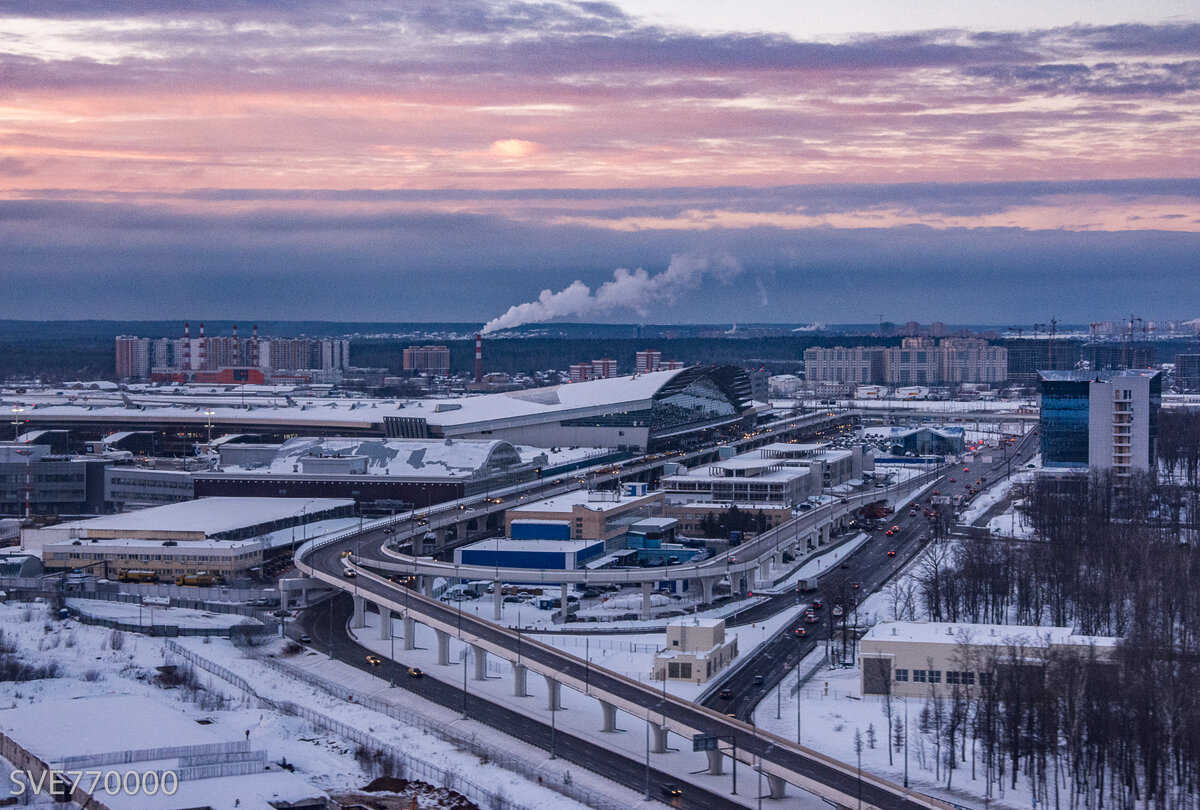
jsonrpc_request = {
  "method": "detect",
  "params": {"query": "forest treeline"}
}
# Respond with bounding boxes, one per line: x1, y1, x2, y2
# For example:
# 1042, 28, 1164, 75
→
878, 409, 1200, 808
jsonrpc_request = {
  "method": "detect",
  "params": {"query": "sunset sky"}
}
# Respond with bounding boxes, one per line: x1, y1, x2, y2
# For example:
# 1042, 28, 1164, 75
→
2, 1, 1198, 323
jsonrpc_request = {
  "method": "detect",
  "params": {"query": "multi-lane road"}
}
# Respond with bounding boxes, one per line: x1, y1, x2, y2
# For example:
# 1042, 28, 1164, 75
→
295, 425, 1035, 809
709, 428, 1040, 722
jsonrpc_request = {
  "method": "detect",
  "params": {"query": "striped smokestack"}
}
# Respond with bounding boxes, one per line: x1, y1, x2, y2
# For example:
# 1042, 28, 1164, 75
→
474, 333, 483, 383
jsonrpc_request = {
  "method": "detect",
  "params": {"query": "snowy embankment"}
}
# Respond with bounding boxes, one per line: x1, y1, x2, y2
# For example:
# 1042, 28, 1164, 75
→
0, 601, 603, 810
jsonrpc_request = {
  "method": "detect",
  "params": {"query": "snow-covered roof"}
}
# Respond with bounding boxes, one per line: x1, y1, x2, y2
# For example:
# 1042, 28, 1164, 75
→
462, 538, 602, 553
5, 365, 753, 438
864, 621, 1118, 648
54, 497, 352, 537
510, 489, 661, 514
220, 436, 523, 478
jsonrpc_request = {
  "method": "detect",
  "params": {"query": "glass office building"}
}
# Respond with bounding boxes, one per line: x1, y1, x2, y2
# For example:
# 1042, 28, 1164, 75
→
1039, 374, 1091, 467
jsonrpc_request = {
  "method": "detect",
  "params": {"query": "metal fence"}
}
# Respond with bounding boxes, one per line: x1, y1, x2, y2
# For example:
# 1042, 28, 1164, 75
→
248, 651, 628, 810
165, 641, 626, 810
59, 740, 250, 771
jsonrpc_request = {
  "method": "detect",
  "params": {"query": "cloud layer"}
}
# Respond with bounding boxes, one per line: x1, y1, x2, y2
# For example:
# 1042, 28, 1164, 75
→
0, 2, 1198, 322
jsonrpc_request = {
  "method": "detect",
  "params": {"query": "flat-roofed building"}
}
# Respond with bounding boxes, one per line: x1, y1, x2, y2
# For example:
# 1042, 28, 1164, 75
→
25, 496, 354, 581
505, 488, 664, 549
654, 618, 739, 683
860, 620, 1118, 699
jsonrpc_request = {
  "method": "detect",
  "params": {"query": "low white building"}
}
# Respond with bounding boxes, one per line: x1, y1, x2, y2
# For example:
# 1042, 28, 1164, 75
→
24, 497, 354, 581
654, 617, 739, 683
859, 620, 1119, 698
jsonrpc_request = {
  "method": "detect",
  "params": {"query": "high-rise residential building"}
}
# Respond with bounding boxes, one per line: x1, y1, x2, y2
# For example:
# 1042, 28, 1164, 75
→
636, 350, 662, 374
1176, 354, 1200, 392
1039, 370, 1161, 477
662, 359, 686, 370
886, 338, 940, 386
568, 363, 592, 383
402, 345, 451, 375
591, 358, 618, 379
116, 325, 350, 381
806, 339, 1007, 386
114, 336, 150, 380
1005, 338, 1079, 384
938, 338, 1008, 384
803, 346, 887, 385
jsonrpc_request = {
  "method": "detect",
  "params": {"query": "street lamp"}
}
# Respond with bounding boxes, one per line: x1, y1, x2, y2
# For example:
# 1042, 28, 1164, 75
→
10, 405, 24, 441
203, 408, 215, 444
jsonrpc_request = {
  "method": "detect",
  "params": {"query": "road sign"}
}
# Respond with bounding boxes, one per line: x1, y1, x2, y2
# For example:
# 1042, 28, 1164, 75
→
693, 734, 720, 752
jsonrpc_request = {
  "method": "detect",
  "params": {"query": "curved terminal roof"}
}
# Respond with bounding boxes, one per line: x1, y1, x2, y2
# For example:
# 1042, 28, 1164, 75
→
11, 366, 753, 437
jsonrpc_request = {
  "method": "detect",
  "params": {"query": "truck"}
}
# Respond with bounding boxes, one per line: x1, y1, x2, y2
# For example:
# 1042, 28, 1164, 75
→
796, 578, 818, 592
175, 572, 220, 587
119, 569, 159, 583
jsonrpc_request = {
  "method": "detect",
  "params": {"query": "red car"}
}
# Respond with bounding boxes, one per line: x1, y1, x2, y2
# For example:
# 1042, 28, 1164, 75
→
887, 550, 896, 556
963, 467, 970, 472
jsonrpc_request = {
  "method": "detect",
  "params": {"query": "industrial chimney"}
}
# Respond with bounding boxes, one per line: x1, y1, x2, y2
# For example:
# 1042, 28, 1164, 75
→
198, 322, 207, 369
474, 333, 484, 383
182, 322, 191, 370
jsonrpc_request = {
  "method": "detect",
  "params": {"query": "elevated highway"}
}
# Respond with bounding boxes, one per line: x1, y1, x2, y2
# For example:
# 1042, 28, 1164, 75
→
295, 472, 955, 809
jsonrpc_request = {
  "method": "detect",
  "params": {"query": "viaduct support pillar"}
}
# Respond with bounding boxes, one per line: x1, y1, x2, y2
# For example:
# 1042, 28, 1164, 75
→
641, 581, 653, 620
351, 595, 366, 629
767, 773, 788, 799
435, 628, 449, 665
513, 664, 529, 697
651, 723, 668, 754
403, 616, 417, 651
378, 607, 391, 641
544, 675, 563, 711
493, 581, 503, 621
600, 700, 618, 733
471, 644, 487, 681
706, 748, 724, 775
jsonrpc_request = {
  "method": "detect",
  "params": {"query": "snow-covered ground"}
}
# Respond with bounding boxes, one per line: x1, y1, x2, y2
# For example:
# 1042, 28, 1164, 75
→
349, 610, 828, 808
67, 597, 260, 630
0, 601, 613, 810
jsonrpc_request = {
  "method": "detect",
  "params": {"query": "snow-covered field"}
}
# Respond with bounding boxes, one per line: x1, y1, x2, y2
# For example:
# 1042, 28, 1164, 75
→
0, 601, 614, 809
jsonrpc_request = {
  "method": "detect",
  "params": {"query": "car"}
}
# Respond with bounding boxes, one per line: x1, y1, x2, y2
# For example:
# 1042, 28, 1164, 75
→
887, 550, 896, 556
340, 550, 352, 558
366, 655, 382, 666
839, 562, 849, 569
719, 688, 733, 700
408, 667, 423, 678
963, 467, 970, 472
891, 525, 899, 531
949, 477, 957, 483
298, 634, 312, 644
342, 569, 357, 578
804, 612, 817, 623
753, 674, 765, 686
832, 605, 844, 617
811, 600, 822, 610
272, 609, 290, 618
661, 783, 683, 798
794, 627, 809, 637
382, 527, 394, 534
932, 490, 940, 495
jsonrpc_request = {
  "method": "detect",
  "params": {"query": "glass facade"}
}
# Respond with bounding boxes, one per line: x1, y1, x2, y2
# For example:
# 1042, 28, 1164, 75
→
1040, 379, 1090, 467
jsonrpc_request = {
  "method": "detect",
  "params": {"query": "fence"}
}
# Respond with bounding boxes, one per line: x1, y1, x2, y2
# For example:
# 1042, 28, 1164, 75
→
247, 651, 628, 810
164, 641, 627, 810
65, 602, 276, 639
534, 635, 659, 654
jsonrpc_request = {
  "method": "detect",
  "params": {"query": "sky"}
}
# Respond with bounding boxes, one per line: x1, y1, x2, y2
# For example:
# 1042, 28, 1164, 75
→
1, 1, 1199, 325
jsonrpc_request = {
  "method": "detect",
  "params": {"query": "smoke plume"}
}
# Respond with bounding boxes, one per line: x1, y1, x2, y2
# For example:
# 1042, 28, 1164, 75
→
481, 252, 743, 334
